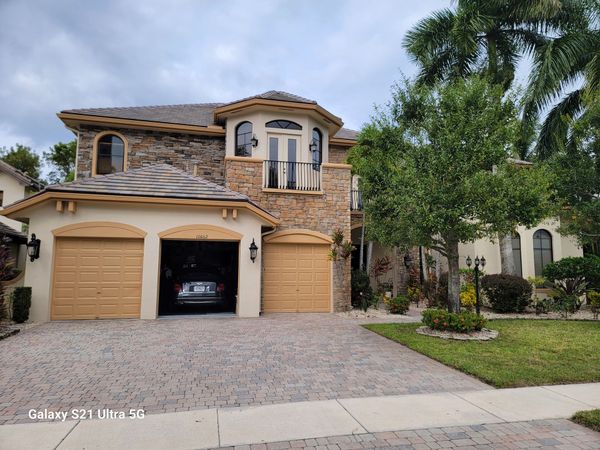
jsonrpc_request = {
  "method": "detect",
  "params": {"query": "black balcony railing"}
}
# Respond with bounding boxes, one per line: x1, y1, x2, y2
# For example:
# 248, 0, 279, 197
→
263, 160, 321, 191
350, 189, 363, 211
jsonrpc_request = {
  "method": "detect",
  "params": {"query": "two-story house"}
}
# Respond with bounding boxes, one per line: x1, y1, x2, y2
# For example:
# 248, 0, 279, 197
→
2, 91, 358, 322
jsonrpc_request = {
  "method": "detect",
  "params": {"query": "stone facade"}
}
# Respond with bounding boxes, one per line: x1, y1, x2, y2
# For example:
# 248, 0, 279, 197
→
225, 158, 352, 311
329, 145, 349, 164
76, 125, 226, 185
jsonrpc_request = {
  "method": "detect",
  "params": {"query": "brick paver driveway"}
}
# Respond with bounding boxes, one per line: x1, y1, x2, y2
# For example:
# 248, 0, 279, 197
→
0, 314, 488, 424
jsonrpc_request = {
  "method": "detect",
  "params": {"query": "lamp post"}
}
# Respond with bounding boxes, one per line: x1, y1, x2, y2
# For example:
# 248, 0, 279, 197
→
466, 255, 486, 315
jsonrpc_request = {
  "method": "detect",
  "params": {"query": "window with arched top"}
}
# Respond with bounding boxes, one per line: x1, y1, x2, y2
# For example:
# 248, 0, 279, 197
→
311, 128, 322, 169
235, 121, 253, 157
533, 229, 553, 276
512, 232, 522, 277
265, 120, 302, 130
96, 134, 125, 175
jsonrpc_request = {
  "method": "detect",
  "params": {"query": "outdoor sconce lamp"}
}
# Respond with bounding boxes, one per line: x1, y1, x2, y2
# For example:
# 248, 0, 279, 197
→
26, 233, 41, 262
403, 253, 413, 268
309, 139, 318, 153
251, 134, 258, 147
249, 238, 258, 263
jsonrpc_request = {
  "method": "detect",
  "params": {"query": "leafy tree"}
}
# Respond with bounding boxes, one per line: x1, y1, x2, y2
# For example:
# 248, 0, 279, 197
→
349, 77, 551, 312
44, 140, 76, 183
0, 144, 41, 180
549, 96, 600, 246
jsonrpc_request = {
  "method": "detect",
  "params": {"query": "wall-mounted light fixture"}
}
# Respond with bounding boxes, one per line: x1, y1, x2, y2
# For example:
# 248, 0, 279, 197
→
249, 238, 258, 263
403, 252, 413, 268
26, 233, 41, 262
251, 134, 258, 147
309, 139, 318, 153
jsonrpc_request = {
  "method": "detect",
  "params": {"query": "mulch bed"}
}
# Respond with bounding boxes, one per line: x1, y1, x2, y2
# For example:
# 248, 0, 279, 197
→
416, 325, 499, 341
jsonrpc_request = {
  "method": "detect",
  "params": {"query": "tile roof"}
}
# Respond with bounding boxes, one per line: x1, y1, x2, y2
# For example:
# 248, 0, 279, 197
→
0, 160, 44, 190
333, 127, 359, 140
62, 103, 223, 128
0, 222, 26, 241
46, 164, 252, 203
61, 91, 358, 141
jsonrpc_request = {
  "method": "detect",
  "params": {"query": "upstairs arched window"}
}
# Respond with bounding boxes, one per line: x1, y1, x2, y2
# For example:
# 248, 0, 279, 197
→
265, 120, 302, 130
311, 128, 322, 168
235, 121, 253, 157
533, 229, 553, 276
96, 133, 125, 175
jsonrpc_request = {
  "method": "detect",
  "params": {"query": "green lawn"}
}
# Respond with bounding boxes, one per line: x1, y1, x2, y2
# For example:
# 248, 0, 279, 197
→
572, 410, 600, 432
364, 320, 600, 388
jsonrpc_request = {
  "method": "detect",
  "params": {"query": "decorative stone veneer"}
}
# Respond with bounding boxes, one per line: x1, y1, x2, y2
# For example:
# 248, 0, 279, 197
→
76, 126, 226, 184
225, 158, 352, 311
329, 145, 350, 164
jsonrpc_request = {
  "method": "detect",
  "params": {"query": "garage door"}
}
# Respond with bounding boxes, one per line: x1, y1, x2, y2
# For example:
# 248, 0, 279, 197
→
263, 243, 331, 312
52, 237, 143, 320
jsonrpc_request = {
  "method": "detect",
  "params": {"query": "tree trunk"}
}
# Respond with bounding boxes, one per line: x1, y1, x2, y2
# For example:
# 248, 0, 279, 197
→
359, 221, 365, 271
499, 233, 515, 275
366, 241, 373, 273
446, 238, 461, 313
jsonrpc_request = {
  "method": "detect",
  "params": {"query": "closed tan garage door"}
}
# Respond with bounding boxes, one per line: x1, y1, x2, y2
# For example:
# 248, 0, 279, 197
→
52, 237, 143, 320
263, 243, 331, 312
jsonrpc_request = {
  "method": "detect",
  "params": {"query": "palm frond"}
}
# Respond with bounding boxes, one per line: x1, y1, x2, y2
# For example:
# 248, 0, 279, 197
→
535, 89, 583, 159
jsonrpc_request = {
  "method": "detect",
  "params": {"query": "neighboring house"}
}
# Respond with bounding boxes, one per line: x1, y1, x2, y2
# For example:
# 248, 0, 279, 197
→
1, 91, 358, 322
0, 160, 43, 272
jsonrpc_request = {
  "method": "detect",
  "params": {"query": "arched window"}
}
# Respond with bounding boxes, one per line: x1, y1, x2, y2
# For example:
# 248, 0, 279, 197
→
235, 121, 253, 157
512, 232, 522, 277
96, 134, 125, 175
265, 120, 302, 130
311, 128, 322, 169
533, 229, 553, 276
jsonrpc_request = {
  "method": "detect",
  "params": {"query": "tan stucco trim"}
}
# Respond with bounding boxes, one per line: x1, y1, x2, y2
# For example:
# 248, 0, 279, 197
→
262, 188, 324, 196
92, 130, 129, 176
224, 156, 263, 163
58, 113, 226, 137
214, 99, 343, 130
159, 224, 242, 241
263, 229, 333, 245
322, 162, 352, 170
329, 138, 356, 147
52, 221, 147, 238
2, 192, 280, 226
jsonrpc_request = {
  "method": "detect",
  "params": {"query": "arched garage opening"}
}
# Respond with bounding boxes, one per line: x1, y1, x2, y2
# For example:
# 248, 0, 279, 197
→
158, 225, 240, 316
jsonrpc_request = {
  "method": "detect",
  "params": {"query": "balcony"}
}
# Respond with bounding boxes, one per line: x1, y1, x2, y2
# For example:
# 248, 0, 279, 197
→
263, 160, 321, 191
350, 189, 363, 211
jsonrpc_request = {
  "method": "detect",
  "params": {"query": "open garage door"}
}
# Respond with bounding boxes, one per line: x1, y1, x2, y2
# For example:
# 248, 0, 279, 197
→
159, 240, 239, 315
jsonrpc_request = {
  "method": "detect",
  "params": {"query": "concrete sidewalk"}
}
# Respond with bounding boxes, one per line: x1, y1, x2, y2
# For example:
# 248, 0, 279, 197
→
1, 383, 599, 449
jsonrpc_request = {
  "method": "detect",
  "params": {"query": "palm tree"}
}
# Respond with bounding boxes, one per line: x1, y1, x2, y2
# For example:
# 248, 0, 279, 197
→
403, 0, 587, 276
525, 0, 599, 159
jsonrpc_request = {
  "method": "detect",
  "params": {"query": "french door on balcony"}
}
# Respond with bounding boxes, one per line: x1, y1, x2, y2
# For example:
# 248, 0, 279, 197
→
267, 134, 299, 189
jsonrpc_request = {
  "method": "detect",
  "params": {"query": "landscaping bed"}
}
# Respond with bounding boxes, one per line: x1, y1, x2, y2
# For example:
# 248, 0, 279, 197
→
364, 319, 600, 388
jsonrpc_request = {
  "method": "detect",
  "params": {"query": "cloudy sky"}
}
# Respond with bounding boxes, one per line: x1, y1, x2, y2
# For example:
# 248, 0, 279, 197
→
0, 0, 530, 161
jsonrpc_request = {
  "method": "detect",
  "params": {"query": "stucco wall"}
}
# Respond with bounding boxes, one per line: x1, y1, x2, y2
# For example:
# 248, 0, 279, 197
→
457, 219, 583, 278
225, 158, 352, 311
76, 126, 226, 184
22, 201, 268, 322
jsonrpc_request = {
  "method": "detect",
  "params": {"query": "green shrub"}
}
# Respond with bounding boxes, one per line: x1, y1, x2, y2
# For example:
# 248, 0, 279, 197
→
543, 256, 600, 297
351, 269, 374, 312
386, 295, 410, 314
422, 308, 486, 333
549, 294, 581, 318
531, 295, 551, 315
588, 291, 600, 319
481, 274, 532, 313
11, 287, 32, 323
